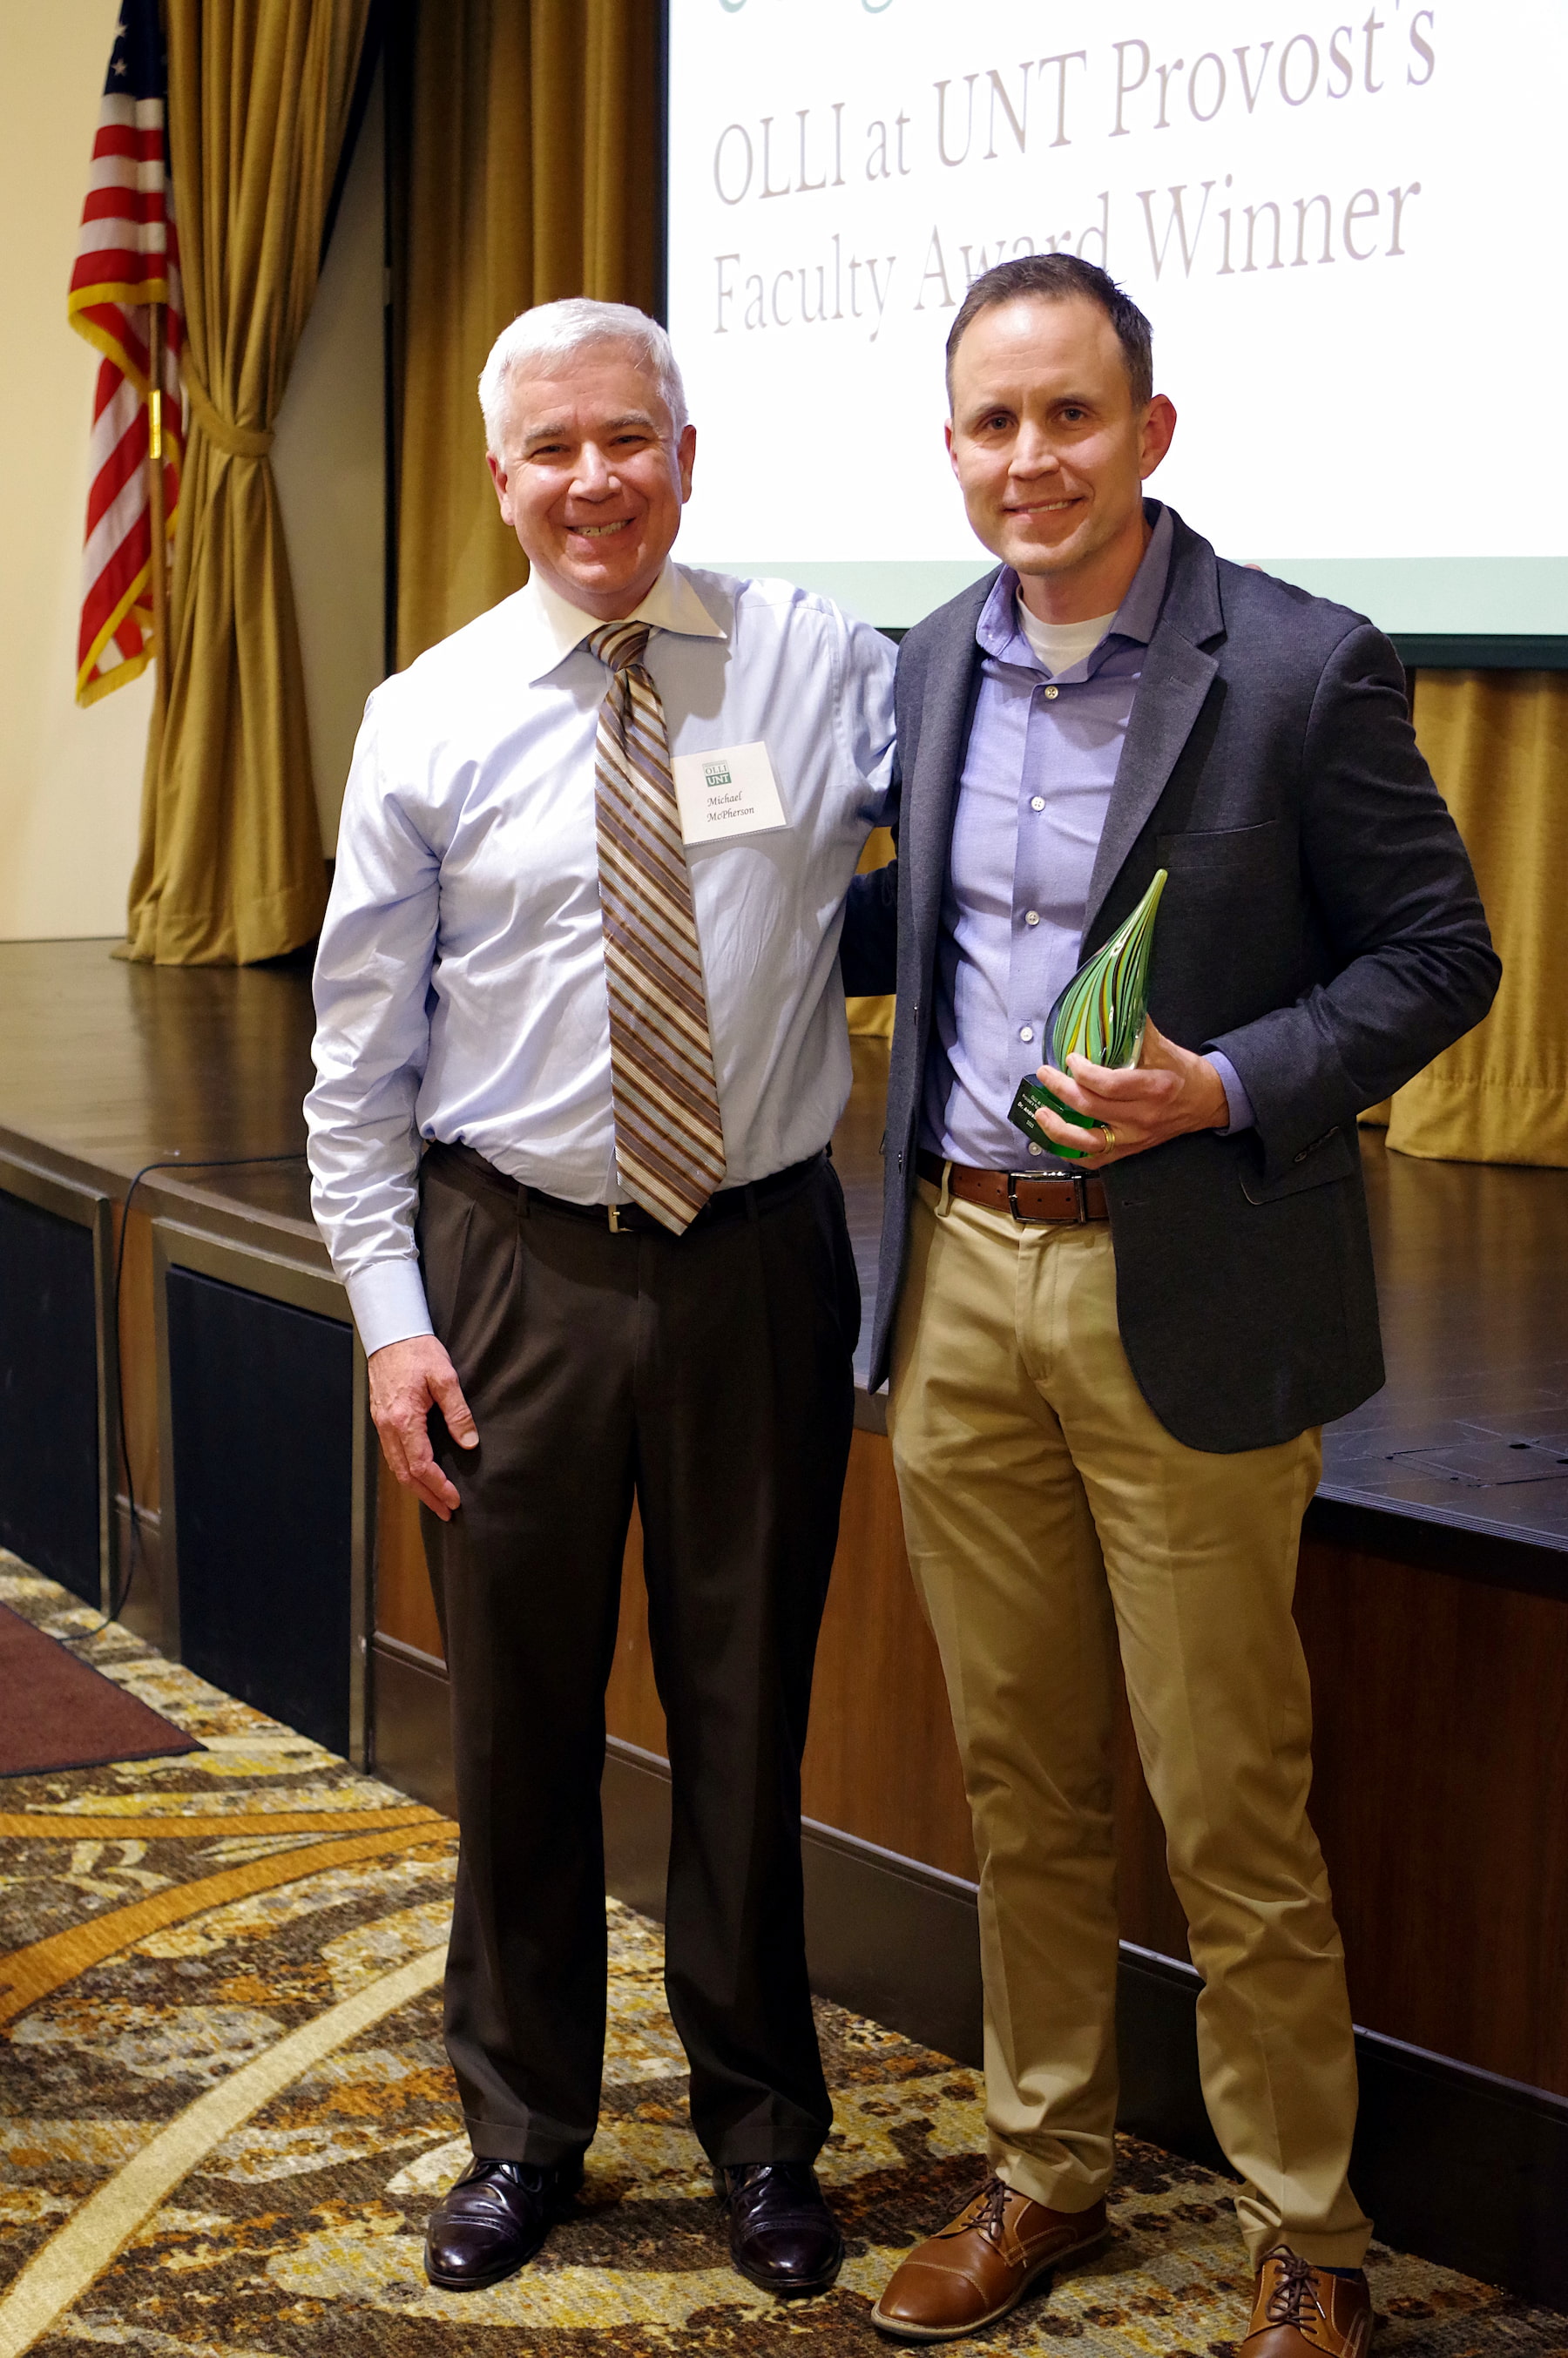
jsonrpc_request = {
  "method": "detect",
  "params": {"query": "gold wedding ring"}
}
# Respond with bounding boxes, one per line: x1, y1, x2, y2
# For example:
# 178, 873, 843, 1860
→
1100, 1125, 1117, 1153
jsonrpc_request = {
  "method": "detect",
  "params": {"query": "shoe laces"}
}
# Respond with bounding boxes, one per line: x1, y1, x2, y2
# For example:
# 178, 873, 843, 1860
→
950, 2176, 1014, 2248
1265, 2253, 1329, 2330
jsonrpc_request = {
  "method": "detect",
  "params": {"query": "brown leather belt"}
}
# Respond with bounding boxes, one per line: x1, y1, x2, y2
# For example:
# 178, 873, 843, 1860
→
916, 1149, 1108, 1226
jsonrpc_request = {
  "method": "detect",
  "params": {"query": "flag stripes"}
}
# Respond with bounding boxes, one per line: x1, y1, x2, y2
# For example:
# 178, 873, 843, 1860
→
67, 0, 186, 706
590, 621, 727, 1232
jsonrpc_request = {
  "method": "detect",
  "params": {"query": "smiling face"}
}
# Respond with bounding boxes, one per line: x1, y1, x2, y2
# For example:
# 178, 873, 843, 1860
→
946, 294, 1176, 625
486, 341, 697, 620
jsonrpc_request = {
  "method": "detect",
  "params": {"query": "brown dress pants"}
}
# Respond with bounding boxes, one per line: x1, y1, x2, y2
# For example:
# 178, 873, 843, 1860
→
416, 1141, 859, 2168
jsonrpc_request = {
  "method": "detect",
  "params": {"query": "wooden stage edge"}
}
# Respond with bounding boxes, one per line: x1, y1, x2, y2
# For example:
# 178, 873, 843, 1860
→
2, 941, 1566, 2307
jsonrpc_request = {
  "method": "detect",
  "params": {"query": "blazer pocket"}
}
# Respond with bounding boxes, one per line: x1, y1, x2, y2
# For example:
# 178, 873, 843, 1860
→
1240, 1124, 1355, 1205
1156, 820, 1288, 873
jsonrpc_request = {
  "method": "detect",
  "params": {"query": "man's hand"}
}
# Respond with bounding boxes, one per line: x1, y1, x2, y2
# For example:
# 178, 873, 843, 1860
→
368, 1335, 478, 1522
1034, 1017, 1230, 1169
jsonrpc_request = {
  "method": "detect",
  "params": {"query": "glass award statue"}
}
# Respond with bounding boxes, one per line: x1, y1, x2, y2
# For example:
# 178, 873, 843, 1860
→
1008, 868, 1168, 1162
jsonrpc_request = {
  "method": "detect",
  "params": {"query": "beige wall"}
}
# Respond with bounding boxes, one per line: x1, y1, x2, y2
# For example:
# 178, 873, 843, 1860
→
0, 0, 153, 941
0, 5, 384, 939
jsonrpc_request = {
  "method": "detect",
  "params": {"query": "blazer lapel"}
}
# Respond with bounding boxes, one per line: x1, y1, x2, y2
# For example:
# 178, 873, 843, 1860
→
1081, 518, 1223, 943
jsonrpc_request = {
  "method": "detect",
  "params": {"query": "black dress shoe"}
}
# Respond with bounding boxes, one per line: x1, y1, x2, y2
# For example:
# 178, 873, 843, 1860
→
714, 2160, 844, 2295
423, 2153, 584, 2290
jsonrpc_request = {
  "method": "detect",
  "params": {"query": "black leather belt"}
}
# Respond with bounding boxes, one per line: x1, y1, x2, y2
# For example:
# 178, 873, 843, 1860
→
433, 1140, 826, 1234
916, 1150, 1108, 1225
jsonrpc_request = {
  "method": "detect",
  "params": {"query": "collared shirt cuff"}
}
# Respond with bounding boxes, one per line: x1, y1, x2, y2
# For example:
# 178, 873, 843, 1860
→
346, 1260, 435, 1357
1206, 1050, 1254, 1136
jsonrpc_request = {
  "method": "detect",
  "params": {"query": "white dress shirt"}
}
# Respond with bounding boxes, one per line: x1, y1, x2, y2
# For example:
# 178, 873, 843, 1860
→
306, 562, 896, 1355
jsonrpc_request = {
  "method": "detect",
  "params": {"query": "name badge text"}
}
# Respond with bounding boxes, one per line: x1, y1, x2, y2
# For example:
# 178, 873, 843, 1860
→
670, 742, 787, 846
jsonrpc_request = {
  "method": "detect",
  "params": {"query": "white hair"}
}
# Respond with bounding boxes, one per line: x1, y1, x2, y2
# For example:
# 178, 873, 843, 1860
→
476, 298, 689, 453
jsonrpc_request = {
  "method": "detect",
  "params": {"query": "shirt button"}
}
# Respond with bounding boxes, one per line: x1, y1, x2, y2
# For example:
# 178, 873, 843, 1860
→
1028, 1141, 1044, 1156
1030, 795, 1045, 812
1044, 684, 1060, 699
1024, 910, 1040, 927
1019, 1025, 1034, 1042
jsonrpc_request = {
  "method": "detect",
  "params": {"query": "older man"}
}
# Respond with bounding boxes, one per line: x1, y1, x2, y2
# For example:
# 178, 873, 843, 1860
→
843, 254, 1498, 2344
307, 299, 892, 2296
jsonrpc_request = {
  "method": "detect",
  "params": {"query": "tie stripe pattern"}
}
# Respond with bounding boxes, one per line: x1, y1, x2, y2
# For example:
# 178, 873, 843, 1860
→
590, 621, 727, 1232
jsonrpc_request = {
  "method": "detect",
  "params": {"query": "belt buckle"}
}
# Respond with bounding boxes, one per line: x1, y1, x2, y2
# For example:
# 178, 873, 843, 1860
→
1007, 1169, 1089, 1226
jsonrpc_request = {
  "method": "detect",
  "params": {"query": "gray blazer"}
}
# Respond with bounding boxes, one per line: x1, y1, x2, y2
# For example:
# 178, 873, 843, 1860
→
841, 508, 1501, 1452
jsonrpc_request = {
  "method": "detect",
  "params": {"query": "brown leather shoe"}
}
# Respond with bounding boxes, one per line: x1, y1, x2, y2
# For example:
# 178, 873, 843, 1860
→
872, 2177, 1108, 2341
1241, 2248, 1372, 2358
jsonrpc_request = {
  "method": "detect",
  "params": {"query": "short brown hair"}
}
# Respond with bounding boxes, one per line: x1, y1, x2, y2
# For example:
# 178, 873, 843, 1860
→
945, 253, 1154, 411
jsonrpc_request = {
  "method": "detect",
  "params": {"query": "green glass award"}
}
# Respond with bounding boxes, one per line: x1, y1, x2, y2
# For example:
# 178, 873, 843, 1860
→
1008, 868, 1169, 1161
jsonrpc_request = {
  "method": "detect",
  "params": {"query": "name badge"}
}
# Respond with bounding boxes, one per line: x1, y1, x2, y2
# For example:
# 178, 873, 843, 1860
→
670, 742, 787, 846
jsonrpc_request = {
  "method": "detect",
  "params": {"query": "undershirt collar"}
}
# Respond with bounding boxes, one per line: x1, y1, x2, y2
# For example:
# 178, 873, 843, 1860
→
1013, 599, 1118, 679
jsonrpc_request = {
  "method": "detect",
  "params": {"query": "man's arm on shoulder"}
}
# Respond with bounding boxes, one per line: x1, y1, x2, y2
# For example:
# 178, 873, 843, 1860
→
840, 629, 916, 998
841, 759, 901, 996
1210, 622, 1501, 1180
305, 703, 476, 1518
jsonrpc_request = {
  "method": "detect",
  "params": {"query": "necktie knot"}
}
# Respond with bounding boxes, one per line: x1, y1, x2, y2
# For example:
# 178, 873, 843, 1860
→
587, 620, 652, 675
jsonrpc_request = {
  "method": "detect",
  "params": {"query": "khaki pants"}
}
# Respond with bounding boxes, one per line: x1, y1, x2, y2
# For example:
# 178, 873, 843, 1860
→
887, 1179, 1370, 2267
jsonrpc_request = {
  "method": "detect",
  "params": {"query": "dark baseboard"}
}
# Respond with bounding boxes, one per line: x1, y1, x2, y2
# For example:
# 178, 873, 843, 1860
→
1351, 2030, 1568, 2307
369, 1635, 456, 1817
1113, 1941, 1228, 2173
1109, 1931, 1568, 2305
602, 1738, 1568, 2309
799, 1810, 986, 2070
112, 1497, 163, 1647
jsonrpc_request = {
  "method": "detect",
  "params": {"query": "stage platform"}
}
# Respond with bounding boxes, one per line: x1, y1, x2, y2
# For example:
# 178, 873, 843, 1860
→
3, 936, 1566, 2304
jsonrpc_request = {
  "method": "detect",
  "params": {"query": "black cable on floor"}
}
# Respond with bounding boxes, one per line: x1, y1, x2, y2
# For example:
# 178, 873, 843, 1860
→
64, 1151, 309, 1644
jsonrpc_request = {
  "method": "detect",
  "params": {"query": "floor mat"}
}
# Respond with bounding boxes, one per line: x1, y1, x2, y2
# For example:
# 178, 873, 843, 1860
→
0, 1603, 197, 1779
1, 1551, 1564, 2358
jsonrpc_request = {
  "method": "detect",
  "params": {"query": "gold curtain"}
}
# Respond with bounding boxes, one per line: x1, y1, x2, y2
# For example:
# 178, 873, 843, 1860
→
1374, 672, 1568, 1168
125, 0, 373, 966
394, 0, 661, 667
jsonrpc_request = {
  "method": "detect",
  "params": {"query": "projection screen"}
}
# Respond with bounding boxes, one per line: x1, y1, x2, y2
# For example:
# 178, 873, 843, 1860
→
666, 0, 1568, 647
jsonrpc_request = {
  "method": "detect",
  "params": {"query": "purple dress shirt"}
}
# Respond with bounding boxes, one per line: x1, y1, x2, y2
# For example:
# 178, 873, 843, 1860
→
921, 503, 1250, 1169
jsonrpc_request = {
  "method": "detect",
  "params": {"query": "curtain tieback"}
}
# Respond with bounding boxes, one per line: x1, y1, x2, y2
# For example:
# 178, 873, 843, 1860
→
183, 369, 274, 459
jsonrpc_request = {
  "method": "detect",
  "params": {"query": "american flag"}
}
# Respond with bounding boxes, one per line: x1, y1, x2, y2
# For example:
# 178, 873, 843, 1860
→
66, 0, 185, 706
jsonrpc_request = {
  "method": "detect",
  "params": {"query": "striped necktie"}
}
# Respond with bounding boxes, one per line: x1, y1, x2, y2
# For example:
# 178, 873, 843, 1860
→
588, 620, 727, 1232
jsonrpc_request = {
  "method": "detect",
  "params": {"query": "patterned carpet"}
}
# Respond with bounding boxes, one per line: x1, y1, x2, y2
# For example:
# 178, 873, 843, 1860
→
2, 1553, 1565, 2358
